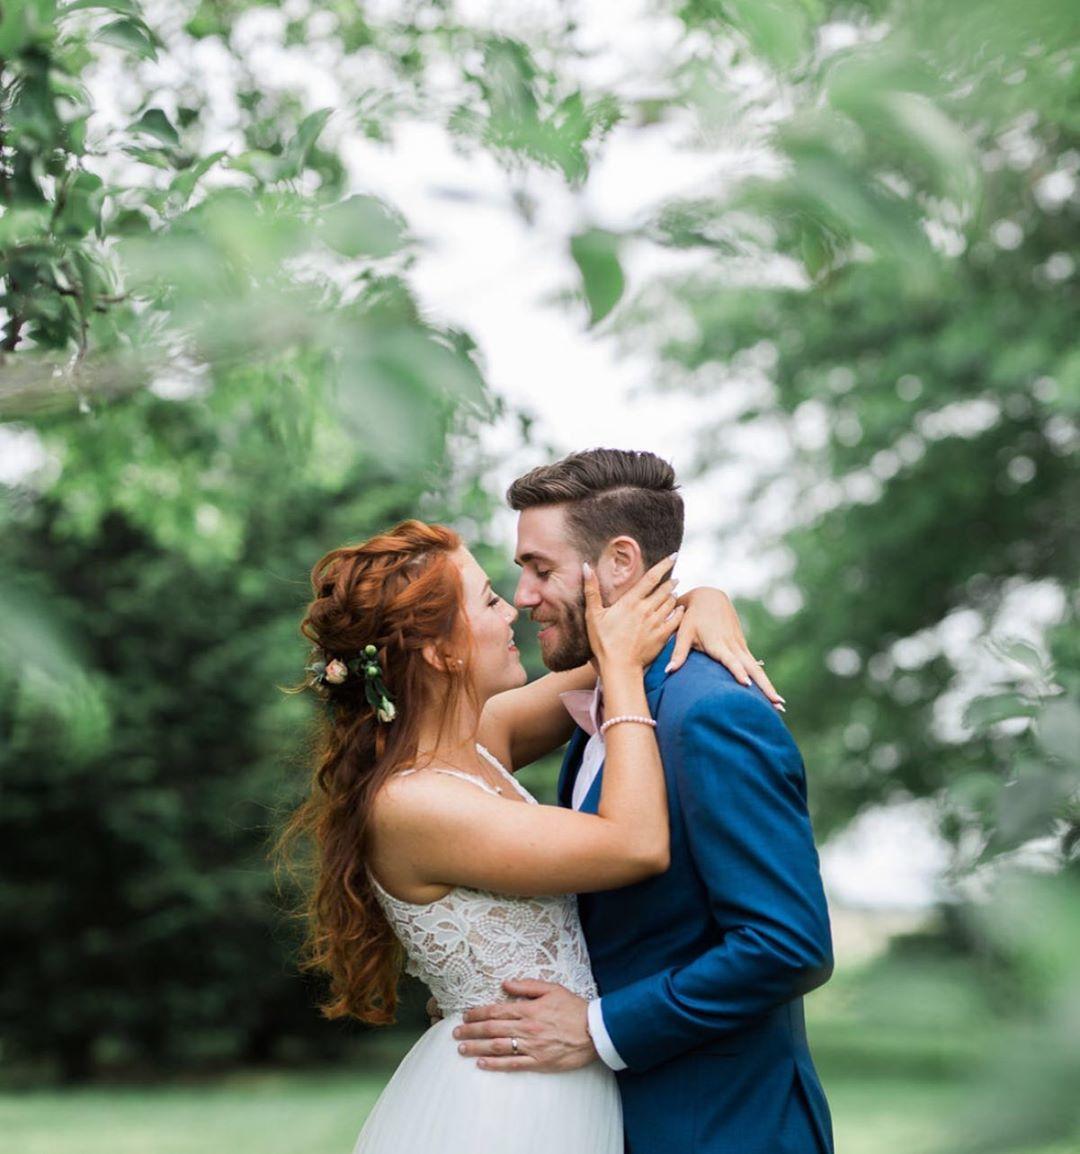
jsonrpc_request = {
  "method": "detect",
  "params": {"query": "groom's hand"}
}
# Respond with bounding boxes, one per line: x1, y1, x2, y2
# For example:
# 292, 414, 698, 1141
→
453, 979, 598, 1072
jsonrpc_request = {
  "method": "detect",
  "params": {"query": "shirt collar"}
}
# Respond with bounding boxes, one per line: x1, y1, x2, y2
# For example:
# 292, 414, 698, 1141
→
559, 678, 603, 737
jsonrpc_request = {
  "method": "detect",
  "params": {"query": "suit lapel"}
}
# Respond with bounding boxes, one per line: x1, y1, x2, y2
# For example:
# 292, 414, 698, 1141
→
557, 726, 590, 809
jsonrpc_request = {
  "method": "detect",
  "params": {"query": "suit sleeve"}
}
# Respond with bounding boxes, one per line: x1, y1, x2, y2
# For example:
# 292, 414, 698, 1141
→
597, 689, 833, 1072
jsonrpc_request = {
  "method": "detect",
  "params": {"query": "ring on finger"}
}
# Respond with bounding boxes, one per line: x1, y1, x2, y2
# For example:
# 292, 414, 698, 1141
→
510, 1036, 519, 1055
757, 658, 766, 666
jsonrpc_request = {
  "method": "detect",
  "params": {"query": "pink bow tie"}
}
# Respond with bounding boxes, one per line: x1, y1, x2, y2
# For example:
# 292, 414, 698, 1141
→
559, 685, 604, 736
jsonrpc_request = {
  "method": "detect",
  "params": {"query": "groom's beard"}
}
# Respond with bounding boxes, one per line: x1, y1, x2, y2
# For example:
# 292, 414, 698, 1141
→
539, 592, 591, 672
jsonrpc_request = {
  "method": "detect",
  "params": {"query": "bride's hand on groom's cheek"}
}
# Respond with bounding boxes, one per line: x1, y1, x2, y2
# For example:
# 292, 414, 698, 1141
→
453, 979, 597, 1072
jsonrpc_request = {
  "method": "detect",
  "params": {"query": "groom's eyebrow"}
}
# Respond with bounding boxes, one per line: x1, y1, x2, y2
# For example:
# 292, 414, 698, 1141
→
515, 550, 556, 569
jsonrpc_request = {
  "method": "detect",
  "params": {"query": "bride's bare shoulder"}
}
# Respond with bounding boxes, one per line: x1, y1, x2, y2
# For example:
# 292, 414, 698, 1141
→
373, 767, 438, 812
372, 767, 490, 831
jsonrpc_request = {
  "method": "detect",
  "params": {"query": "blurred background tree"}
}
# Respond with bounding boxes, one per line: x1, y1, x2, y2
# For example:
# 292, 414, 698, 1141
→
612, 0, 1079, 846
0, 0, 505, 1077
608, 1, 1080, 1147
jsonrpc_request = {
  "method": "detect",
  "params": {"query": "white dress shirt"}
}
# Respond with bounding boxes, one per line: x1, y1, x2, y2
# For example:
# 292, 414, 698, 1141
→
562, 681, 629, 1072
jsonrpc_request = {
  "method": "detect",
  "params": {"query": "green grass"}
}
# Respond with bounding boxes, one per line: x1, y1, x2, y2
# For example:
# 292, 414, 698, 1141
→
0, 1063, 988, 1154
0, 1068, 387, 1154
1, 1032, 1075, 1154
9, 927, 1076, 1153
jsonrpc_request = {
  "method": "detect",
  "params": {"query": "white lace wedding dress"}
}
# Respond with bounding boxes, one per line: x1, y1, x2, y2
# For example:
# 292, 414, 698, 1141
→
352, 744, 622, 1154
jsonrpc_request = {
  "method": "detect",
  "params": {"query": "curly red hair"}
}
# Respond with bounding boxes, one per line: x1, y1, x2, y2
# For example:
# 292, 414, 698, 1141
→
276, 520, 473, 1024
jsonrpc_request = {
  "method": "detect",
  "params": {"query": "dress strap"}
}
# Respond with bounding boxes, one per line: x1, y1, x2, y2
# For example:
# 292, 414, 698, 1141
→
428, 767, 504, 798
394, 756, 526, 801
475, 744, 537, 805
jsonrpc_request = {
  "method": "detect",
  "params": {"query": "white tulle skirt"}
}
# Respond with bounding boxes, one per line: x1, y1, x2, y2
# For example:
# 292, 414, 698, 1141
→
352, 1013, 623, 1154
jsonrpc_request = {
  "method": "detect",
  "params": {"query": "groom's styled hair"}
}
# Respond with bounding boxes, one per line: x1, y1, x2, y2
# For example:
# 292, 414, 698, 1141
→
507, 448, 684, 567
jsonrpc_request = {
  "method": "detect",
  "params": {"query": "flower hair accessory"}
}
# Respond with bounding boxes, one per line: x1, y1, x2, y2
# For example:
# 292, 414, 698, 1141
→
360, 645, 397, 723
306, 644, 396, 723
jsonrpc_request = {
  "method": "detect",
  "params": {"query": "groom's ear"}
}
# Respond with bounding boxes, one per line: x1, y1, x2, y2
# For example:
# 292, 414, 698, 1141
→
597, 536, 645, 597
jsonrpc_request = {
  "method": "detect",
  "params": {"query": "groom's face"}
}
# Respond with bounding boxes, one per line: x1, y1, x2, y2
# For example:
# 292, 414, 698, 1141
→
513, 505, 592, 672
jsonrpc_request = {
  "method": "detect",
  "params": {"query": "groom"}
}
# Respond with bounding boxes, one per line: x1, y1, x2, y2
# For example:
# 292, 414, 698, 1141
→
454, 448, 835, 1153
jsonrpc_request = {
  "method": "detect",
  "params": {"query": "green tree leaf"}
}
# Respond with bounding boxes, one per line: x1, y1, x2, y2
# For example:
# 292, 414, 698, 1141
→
129, 107, 180, 148
277, 108, 333, 180
96, 16, 158, 59
0, 0, 58, 54
320, 195, 408, 259
570, 228, 625, 326
55, 169, 105, 238
1036, 699, 1080, 765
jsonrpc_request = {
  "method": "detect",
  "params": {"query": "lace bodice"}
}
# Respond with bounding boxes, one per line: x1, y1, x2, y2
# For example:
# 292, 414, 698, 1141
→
371, 745, 597, 1013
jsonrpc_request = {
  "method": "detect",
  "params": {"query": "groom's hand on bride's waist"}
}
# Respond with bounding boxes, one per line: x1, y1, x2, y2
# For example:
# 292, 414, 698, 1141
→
453, 979, 598, 1073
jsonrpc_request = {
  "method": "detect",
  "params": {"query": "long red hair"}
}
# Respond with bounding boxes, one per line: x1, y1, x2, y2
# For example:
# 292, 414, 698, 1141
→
276, 520, 472, 1024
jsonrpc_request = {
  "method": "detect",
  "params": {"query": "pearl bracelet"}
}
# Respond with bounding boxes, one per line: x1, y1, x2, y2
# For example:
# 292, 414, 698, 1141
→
599, 714, 657, 737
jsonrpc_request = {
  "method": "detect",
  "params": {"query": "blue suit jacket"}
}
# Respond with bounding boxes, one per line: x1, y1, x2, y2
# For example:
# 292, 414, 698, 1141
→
559, 638, 834, 1154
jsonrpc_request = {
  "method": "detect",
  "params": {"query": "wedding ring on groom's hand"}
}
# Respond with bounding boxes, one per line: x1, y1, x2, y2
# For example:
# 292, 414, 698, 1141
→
510, 1036, 519, 1055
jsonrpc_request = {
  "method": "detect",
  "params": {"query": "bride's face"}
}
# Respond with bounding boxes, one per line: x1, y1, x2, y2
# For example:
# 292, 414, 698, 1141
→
453, 548, 527, 698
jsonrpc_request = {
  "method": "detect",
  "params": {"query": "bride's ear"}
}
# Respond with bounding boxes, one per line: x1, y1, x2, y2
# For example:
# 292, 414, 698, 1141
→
421, 644, 463, 674
421, 643, 447, 673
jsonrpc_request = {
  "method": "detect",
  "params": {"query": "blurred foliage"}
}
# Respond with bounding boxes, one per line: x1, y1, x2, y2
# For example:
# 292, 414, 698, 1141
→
0, 0, 486, 438
614, 0, 1080, 850
0, 0, 616, 416
0, 0, 530, 1077
955, 868, 1080, 1153
2, 7, 1078, 1148
615, 2, 1079, 1149
0, 371, 515, 1077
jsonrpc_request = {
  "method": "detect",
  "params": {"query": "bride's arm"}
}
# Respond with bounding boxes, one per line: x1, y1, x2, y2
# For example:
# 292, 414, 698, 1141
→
666, 588, 782, 705
479, 665, 592, 772
479, 587, 781, 771
374, 560, 679, 897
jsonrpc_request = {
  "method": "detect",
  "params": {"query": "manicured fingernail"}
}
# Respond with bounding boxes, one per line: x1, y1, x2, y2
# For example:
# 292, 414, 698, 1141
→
582, 561, 592, 577
776, 696, 787, 704
742, 677, 753, 686
665, 664, 674, 673
458, 1044, 466, 1054
669, 552, 679, 561
776, 704, 787, 713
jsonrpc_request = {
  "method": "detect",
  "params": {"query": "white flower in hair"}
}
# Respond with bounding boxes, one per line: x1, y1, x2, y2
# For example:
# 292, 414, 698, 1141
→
324, 658, 349, 685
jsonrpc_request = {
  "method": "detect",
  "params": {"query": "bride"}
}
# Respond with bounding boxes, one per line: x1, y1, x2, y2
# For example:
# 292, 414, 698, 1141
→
280, 519, 764, 1154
